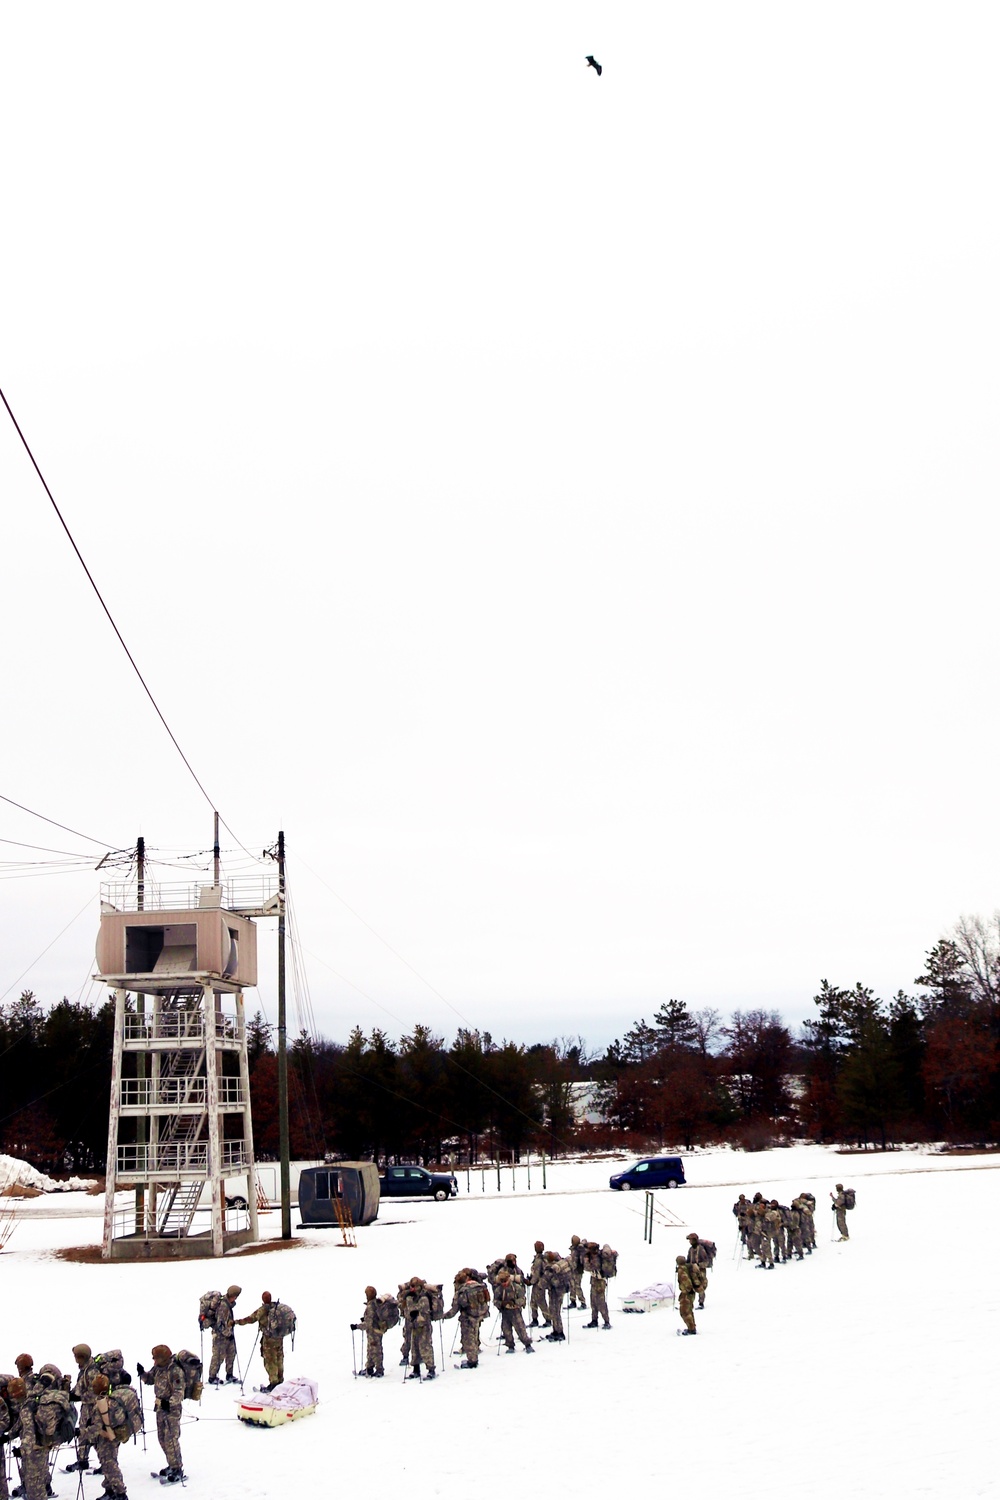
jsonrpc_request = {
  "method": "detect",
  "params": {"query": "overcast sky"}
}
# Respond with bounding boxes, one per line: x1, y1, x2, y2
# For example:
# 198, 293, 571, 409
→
2, 3, 999, 1053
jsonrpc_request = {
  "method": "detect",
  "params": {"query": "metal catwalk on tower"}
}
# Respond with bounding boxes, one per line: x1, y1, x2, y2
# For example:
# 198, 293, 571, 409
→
96, 875, 278, 1260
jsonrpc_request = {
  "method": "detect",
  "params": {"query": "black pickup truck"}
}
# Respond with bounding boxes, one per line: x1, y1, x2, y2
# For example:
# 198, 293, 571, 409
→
378, 1165, 458, 1201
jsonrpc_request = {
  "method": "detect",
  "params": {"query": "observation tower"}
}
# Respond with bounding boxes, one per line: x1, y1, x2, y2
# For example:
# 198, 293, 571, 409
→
97, 870, 278, 1260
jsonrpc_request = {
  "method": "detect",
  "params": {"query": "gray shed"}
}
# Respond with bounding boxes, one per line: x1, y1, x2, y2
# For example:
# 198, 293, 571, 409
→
298, 1163, 380, 1227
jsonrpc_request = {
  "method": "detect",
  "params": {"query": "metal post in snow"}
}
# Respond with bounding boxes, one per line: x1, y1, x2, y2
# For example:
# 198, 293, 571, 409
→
496, 1161, 501, 1192
542, 1153, 547, 1190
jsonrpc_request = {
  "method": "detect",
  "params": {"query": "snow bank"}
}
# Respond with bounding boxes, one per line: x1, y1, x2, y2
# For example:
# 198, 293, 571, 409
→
0, 1154, 96, 1194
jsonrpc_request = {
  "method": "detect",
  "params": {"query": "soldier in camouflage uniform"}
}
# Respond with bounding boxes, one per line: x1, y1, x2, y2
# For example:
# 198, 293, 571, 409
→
733, 1195, 752, 1253
136, 1345, 184, 1482
8, 1377, 48, 1500
799, 1193, 817, 1251
753, 1205, 773, 1268
396, 1283, 411, 1367
764, 1203, 783, 1265
831, 1184, 850, 1240
674, 1257, 698, 1335
568, 1235, 587, 1308
443, 1271, 488, 1369
208, 1286, 242, 1385
66, 1344, 98, 1472
0, 1377, 11, 1500
13, 1357, 35, 1392
528, 1242, 551, 1329
235, 1291, 285, 1390
686, 1234, 710, 1309
494, 1270, 534, 1353
352, 1286, 385, 1377
540, 1252, 569, 1341
403, 1278, 436, 1380
78, 1374, 126, 1499
582, 1241, 611, 1329
787, 1200, 804, 1260
769, 1201, 789, 1262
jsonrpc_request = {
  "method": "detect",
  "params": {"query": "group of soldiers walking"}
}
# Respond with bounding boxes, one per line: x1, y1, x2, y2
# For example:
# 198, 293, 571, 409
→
0, 1286, 296, 1499
352, 1234, 618, 1380
733, 1191, 820, 1267
0, 1348, 143, 1500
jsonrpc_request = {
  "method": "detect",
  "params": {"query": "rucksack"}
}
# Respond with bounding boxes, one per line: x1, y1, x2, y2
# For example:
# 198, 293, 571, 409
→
689, 1262, 708, 1293
108, 1387, 143, 1445
599, 1245, 618, 1279
486, 1259, 505, 1287
375, 1297, 400, 1333
425, 1284, 445, 1321
94, 1350, 128, 1389
32, 1389, 75, 1447
698, 1239, 717, 1267
198, 1291, 224, 1331
546, 1258, 571, 1295
843, 1188, 856, 1210
459, 1282, 490, 1318
265, 1302, 297, 1340
173, 1351, 203, 1403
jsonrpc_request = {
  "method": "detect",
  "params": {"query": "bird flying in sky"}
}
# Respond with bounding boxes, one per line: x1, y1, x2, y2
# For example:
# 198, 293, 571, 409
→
586, 55, 602, 76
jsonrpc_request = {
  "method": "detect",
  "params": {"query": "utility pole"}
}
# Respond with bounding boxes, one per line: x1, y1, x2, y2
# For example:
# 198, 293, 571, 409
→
135, 836, 146, 1232
277, 830, 290, 1238
213, 811, 220, 888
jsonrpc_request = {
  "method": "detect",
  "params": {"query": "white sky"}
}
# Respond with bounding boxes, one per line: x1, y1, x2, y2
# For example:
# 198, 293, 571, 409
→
2, 3, 999, 1051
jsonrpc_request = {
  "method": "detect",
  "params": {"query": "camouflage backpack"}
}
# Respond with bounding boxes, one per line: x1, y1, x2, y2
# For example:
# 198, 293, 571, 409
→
698, 1239, 717, 1267
107, 1387, 143, 1445
198, 1291, 224, 1331
94, 1350, 128, 1388
486, 1259, 505, 1287
688, 1261, 708, 1293
172, 1351, 203, 1403
32, 1388, 75, 1447
265, 1302, 297, 1340
843, 1188, 856, 1210
424, 1284, 445, 1320
598, 1245, 618, 1279
546, 1258, 571, 1295
375, 1296, 400, 1333
459, 1281, 491, 1319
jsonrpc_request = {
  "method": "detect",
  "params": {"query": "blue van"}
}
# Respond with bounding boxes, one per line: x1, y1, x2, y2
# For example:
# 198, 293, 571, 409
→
609, 1156, 685, 1191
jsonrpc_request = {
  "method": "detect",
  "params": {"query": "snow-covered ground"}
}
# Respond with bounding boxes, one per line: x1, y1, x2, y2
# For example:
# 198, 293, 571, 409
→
4, 1144, 996, 1500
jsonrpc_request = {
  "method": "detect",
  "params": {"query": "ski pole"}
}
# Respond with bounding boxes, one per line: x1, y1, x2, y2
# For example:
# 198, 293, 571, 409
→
350, 1328, 357, 1380
438, 1322, 445, 1374
240, 1330, 260, 1394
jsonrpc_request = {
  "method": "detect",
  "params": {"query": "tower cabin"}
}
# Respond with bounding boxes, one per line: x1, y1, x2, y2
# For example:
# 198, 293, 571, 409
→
97, 880, 271, 1260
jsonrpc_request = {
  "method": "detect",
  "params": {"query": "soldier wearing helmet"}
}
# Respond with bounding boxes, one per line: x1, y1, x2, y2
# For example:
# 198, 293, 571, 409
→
207, 1285, 242, 1387
136, 1345, 184, 1483
66, 1344, 98, 1472
78, 1372, 127, 1499
528, 1241, 551, 1330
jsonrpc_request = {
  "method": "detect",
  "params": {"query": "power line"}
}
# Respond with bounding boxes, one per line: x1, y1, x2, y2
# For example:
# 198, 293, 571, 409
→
0, 793, 119, 851
0, 836, 98, 860
0, 385, 255, 862
0, 893, 97, 1004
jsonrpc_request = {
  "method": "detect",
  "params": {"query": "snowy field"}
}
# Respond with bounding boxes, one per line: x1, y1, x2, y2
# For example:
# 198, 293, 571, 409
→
4, 1144, 997, 1500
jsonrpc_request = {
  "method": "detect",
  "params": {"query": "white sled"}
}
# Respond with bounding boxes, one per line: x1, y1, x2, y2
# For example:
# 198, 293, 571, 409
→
620, 1282, 674, 1313
236, 1377, 319, 1428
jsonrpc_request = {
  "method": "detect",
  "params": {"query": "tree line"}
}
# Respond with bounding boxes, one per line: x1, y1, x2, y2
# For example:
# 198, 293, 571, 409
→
3, 913, 1000, 1174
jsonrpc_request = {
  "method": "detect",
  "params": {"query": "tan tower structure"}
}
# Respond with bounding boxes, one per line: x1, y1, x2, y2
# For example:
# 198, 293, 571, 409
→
97, 875, 275, 1259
